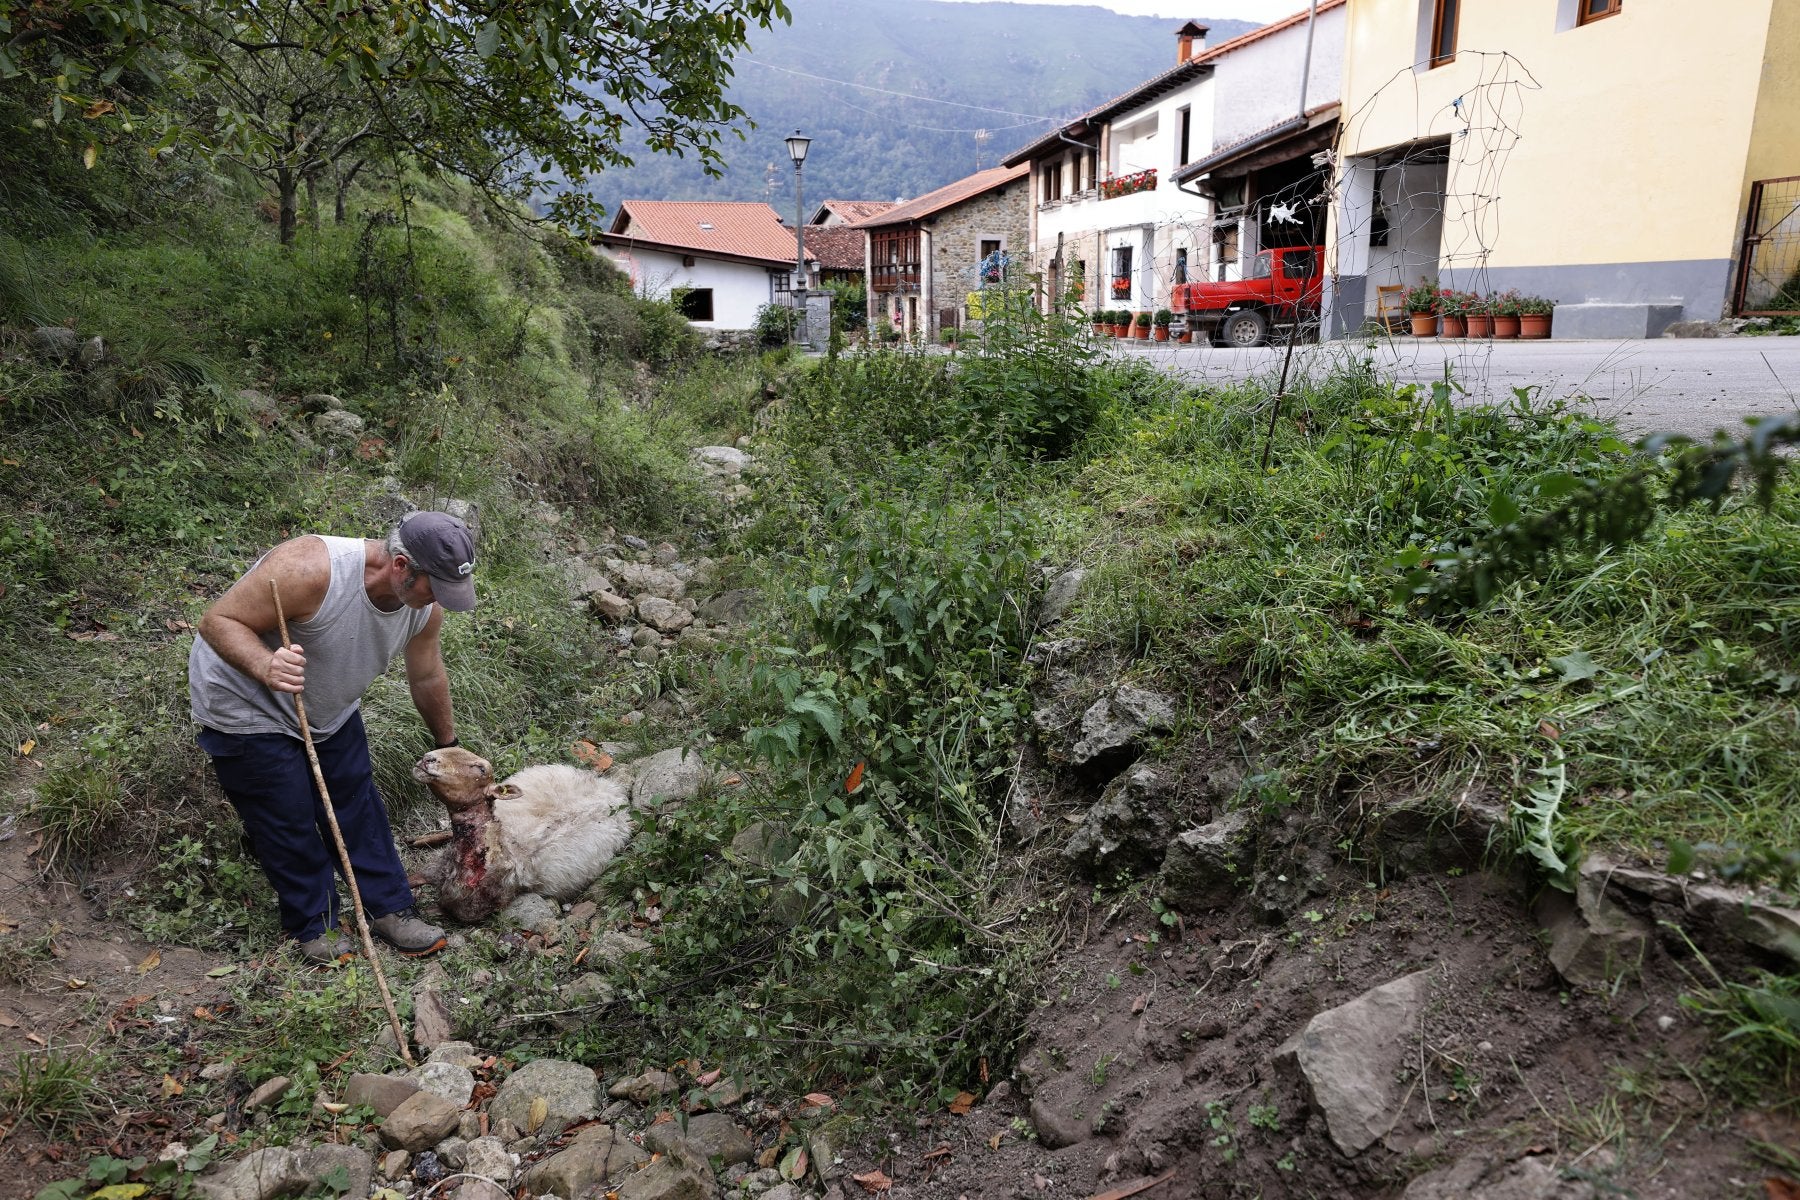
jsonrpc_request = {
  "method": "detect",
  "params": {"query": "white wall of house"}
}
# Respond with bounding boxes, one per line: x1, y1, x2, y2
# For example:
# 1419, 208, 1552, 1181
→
1210, 5, 1345, 148
594, 246, 780, 328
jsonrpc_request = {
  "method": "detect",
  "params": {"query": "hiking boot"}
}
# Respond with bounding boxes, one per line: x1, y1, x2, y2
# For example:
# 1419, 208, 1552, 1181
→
370, 907, 447, 957
295, 933, 354, 966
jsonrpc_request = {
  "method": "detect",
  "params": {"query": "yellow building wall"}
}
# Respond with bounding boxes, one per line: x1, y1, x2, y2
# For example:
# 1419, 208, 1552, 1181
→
1339, 0, 1776, 270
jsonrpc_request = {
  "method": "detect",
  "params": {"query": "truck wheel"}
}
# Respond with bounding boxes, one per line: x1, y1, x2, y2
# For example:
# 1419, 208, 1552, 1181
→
1220, 310, 1268, 348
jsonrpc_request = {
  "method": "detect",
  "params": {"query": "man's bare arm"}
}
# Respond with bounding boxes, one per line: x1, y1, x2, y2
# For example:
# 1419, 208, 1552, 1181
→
196, 537, 330, 695
404, 607, 455, 746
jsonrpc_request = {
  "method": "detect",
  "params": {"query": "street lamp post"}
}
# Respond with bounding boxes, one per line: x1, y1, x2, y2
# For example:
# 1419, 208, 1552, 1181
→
785, 129, 811, 347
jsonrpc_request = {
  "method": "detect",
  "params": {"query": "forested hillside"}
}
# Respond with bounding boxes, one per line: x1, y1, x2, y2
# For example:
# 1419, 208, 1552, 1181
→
579, 0, 1256, 211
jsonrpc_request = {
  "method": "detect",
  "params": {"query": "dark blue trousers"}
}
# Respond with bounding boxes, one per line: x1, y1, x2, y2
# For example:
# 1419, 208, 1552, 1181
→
197, 710, 414, 942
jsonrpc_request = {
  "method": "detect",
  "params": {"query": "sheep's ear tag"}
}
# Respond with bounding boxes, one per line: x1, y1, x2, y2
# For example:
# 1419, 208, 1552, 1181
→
486, 783, 522, 800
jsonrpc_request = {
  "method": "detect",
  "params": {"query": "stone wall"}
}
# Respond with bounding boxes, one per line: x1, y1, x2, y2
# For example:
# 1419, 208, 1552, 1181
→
928, 185, 1031, 334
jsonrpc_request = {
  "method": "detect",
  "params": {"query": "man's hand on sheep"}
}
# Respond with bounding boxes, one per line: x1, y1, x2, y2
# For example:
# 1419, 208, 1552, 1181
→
264, 643, 307, 694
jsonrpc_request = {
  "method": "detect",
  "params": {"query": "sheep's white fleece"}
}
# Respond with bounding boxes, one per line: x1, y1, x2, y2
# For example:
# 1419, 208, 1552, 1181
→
489, 764, 632, 900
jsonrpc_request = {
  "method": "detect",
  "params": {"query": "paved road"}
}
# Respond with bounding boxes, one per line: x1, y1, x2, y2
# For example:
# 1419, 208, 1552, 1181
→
1108, 336, 1800, 441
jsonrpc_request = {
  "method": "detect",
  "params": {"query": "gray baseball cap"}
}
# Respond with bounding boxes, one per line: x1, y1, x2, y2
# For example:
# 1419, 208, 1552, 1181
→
399, 511, 477, 611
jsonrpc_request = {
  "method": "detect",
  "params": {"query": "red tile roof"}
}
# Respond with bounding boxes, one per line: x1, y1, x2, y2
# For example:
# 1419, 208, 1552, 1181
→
815, 199, 898, 225
804, 224, 867, 271
852, 164, 1029, 229
1003, 0, 1347, 167
606, 200, 811, 265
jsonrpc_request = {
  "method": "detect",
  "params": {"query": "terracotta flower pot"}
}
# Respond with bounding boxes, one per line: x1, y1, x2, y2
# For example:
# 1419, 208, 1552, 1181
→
1133, 323, 1151, 339
1091, 322, 1108, 336
1153, 326, 1170, 341
1465, 314, 1493, 338
1112, 323, 1131, 338
1409, 313, 1439, 337
1176, 330, 1192, 343
1520, 313, 1552, 339
1492, 314, 1520, 339
1440, 315, 1467, 338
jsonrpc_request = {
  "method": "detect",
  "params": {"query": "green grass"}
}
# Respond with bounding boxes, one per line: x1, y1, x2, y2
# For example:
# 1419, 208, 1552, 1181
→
0, 1050, 105, 1136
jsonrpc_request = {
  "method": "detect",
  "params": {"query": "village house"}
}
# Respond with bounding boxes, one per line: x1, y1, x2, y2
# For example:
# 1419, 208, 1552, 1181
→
594, 200, 816, 330
810, 200, 897, 227
853, 164, 1029, 340
1004, 3, 1345, 321
1325, 0, 1800, 338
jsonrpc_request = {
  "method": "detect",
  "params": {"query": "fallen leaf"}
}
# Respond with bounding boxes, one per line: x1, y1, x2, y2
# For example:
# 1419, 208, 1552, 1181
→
89, 1185, 145, 1200
756, 1146, 780, 1169
948, 1091, 976, 1115
527, 1095, 548, 1134
136, 950, 161, 974
695, 1068, 722, 1088
1538, 719, 1561, 740
192, 1006, 217, 1022
0, 1010, 16, 1027
25, 1031, 46, 1046
721, 774, 743, 786
571, 740, 613, 771
1080, 1169, 1178, 1200
979, 1057, 989, 1085
1131, 993, 1148, 1015
65, 978, 88, 989
852, 1168, 892, 1193
778, 1145, 808, 1181
130, 425, 143, 439
83, 99, 115, 118
802, 1092, 835, 1110
923, 1145, 953, 1161
206, 965, 237, 978
0, 915, 17, 934
988, 1132, 1004, 1150
82, 142, 98, 169
845, 761, 865, 793
17, 739, 34, 756
1768, 1180, 1800, 1200
160, 1074, 183, 1099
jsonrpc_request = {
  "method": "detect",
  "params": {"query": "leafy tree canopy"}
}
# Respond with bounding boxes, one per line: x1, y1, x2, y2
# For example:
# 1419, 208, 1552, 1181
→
0, 0, 791, 230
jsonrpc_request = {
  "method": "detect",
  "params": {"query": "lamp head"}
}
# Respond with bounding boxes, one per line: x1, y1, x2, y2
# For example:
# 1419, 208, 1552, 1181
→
785, 130, 812, 166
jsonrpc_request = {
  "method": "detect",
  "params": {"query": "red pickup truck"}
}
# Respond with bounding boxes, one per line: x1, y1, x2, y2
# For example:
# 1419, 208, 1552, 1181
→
1170, 244, 1323, 347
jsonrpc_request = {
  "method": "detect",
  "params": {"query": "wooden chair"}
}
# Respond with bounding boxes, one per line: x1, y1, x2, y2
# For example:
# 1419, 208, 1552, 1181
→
1376, 284, 1408, 332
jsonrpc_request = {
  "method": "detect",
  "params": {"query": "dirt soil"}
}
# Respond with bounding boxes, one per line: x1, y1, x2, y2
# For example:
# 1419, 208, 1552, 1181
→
837, 862, 1794, 1200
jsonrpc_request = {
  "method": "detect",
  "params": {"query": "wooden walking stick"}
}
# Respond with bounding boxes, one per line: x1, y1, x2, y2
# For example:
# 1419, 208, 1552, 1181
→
269, 579, 415, 1066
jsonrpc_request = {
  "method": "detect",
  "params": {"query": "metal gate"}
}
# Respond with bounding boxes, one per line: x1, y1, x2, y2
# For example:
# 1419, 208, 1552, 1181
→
1735, 175, 1800, 316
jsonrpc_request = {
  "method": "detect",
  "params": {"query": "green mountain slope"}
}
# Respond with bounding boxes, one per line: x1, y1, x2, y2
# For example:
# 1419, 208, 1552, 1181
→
580, 0, 1256, 214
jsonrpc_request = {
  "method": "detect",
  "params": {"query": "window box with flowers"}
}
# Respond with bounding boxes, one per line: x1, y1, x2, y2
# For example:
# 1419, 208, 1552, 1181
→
1110, 277, 1132, 301
1100, 169, 1157, 200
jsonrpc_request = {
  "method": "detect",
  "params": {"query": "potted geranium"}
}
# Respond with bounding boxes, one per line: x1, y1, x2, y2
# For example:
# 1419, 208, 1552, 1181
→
1439, 290, 1469, 339
1133, 311, 1152, 339
1518, 295, 1555, 339
1491, 290, 1522, 339
1111, 277, 1132, 302
1464, 294, 1493, 338
1153, 308, 1173, 341
1405, 282, 1440, 337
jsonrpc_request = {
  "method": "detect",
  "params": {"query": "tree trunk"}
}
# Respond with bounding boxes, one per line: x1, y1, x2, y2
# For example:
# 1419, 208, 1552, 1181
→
276, 167, 299, 247
304, 171, 320, 232
335, 160, 364, 225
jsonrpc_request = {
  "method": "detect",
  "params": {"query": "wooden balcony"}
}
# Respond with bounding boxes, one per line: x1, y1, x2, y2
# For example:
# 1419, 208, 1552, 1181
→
871, 265, 922, 293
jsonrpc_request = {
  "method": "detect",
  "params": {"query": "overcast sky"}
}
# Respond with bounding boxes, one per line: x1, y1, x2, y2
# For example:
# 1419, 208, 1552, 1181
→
929, 0, 1316, 21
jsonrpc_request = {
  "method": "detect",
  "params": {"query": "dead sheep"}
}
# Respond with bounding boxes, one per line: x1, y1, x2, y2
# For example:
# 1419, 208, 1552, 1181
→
411, 746, 632, 924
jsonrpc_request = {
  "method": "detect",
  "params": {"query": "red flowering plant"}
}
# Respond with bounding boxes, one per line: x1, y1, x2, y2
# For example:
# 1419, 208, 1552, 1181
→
1099, 168, 1157, 199
1110, 277, 1132, 298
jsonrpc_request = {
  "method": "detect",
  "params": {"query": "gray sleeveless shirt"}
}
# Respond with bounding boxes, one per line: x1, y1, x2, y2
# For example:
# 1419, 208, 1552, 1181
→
189, 536, 435, 739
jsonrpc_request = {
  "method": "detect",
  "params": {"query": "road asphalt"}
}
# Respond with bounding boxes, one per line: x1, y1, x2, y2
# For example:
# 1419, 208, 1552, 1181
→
1110, 335, 1800, 442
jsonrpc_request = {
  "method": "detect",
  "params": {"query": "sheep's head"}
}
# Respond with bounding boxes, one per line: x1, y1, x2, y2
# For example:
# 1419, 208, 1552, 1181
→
413, 746, 496, 812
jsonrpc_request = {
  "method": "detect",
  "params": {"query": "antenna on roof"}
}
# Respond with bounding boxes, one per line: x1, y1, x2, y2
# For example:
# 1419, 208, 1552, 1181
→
974, 129, 990, 171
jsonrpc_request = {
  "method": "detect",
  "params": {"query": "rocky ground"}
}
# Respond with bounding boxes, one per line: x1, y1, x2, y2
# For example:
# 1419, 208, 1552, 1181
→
3, 447, 1798, 1200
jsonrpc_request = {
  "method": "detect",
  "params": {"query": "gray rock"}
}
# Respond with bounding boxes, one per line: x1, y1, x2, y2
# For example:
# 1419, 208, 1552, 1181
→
435, 1137, 468, 1170
697, 589, 760, 625
1064, 762, 1179, 876
677, 626, 720, 650
30, 326, 80, 362
729, 821, 797, 868
633, 643, 661, 665
692, 445, 752, 477
1070, 684, 1177, 766
1684, 884, 1800, 966
1040, 567, 1086, 625
381, 1150, 411, 1179
676, 1113, 754, 1166
622, 535, 650, 550
637, 595, 694, 635
302, 392, 345, 411
1535, 885, 1650, 991
607, 1068, 678, 1104
653, 541, 681, 566
488, 1059, 599, 1138
1028, 1097, 1090, 1149
606, 559, 686, 601
761, 1187, 804, 1200
523, 1125, 649, 1197
407, 1060, 475, 1107
345, 1072, 420, 1118
79, 335, 108, 369
412, 986, 456, 1051
591, 590, 634, 622
614, 1135, 716, 1200
591, 930, 653, 963
199, 1061, 238, 1084
1274, 967, 1437, 1155
461, 1136, 515, 1184
427, 1041, 483, 1068
553, 972, 615, 1031
569, 562, 615, 601
502, 892, 562, 935
1402, 1153, 1596, 1199
630, 748, 708, 810
381, 1090, 464, 1152
807, 1123, 846, 1182
632, 625, 663, 648
311, 408, 365, 441
243, 1076, 291, 1112
440, 498, 481, 543
192, 1145, 372, 1200
458, 1110, 480, 1141
1159, 810, 1254, 912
